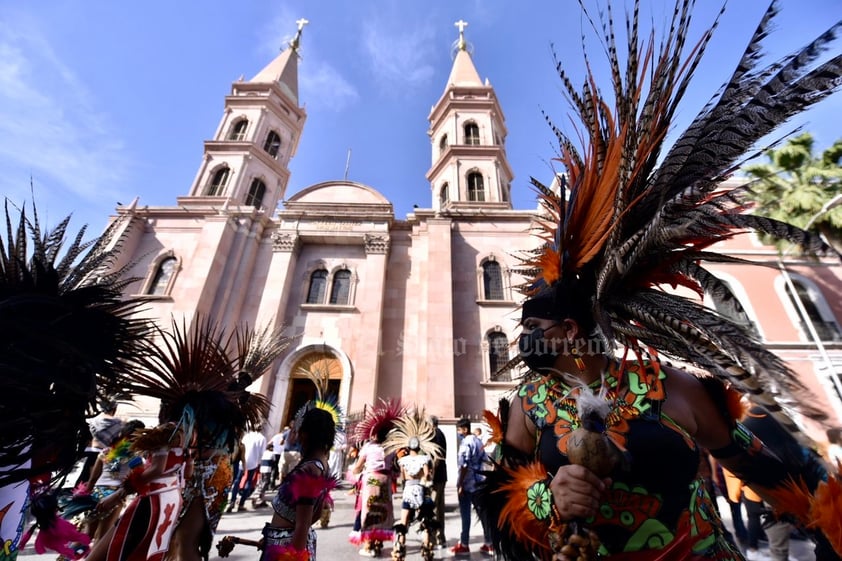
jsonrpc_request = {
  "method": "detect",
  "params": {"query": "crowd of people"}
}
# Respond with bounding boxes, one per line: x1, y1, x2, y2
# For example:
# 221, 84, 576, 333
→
12, 399, 842, 561
344, 401, 502, 559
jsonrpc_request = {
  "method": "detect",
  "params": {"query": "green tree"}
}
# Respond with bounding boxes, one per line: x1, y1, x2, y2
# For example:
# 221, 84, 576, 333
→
743, 132, 842, 250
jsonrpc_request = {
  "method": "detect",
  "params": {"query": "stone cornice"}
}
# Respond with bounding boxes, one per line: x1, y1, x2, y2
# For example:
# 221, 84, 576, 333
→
425, 144, 514, 181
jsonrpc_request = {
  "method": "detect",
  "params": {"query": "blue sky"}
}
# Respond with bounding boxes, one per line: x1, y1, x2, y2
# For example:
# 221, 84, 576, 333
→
1, 1, 841, 233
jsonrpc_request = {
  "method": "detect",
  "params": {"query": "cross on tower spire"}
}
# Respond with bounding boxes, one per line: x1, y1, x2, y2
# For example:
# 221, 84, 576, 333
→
454, 19, 468, 51
289, 18, 309, 53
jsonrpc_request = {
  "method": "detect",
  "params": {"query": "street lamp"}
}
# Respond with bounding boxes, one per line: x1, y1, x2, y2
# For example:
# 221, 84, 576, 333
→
777, 193, 842, 420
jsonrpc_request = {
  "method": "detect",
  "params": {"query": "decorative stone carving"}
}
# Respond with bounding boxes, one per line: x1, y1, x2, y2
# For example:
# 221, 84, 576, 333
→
364, 233, 390, 254
272, 231, 300, 252
310, 221, 363, 231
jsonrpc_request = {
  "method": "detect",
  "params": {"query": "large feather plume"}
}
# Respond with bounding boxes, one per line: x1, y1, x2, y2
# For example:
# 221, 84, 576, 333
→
292, 396, 345, 447
351, 398, 406, 445
125, 316, 292, 450
517, 0, 842, 433
0, 201, 152, 486
383, 407, 442, 462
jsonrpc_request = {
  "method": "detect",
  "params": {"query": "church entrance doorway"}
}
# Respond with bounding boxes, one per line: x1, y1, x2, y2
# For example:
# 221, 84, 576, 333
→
282, 350, 342, 427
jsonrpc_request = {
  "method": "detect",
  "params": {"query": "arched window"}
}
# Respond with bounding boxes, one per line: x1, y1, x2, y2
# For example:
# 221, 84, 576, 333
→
329, 269, 352, 305
439, 134, 448, 154
263, 131, 282, 158
206, 167, 230, 196
439, 183, 450, 208
784, 277, 842, 342
464, 122, 480, 145
488, 332, 510, 382
147, 257, 177, 296
229, 119, 248, 141
245, 178, 266, 208
467, 172, 485, 202
483, 260, 504, 300
306, 270, 328, 304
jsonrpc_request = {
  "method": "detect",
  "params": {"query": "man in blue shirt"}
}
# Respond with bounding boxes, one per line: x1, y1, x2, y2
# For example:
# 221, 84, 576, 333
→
452, 418, 492, 555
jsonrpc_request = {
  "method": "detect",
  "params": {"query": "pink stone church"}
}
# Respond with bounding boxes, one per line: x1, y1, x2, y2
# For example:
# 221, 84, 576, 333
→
106, 22, 842, 438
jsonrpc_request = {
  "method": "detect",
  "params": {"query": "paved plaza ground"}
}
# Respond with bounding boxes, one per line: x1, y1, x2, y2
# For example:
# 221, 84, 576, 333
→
19, 486, 816, 560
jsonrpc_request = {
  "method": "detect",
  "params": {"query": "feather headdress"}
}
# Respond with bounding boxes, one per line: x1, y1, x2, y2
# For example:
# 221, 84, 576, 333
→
515, 0, 842, 434
125, 317, 292, 450
352, 398, 406, 445
0, 201, 152, 486
383, 407, 442, 463
293, 396, 345, 439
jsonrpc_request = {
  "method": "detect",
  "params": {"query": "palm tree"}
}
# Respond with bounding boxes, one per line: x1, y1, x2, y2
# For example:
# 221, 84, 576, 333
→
743, 133, 842, 249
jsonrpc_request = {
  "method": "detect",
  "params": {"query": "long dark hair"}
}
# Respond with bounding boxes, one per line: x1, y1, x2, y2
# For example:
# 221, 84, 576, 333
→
298, 408, 336, 456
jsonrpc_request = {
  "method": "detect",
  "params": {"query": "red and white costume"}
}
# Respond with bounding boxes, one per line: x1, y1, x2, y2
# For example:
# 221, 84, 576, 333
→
106, 447, 186, 561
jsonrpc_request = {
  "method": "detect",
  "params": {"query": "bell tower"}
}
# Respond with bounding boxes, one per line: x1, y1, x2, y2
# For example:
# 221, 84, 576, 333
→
426, 20, 514, 212
180, 19, 308, 215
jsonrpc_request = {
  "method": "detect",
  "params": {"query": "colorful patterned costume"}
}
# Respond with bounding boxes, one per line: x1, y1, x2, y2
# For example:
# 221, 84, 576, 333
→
122, 318, 290, 561
0, 471, 30, 561
357, 442, 395, 545
106, 447, 187, 561
519, 361, 742, 559
261, 459, 334, 560
92, 439, 138, 500
180, 451, 232, 558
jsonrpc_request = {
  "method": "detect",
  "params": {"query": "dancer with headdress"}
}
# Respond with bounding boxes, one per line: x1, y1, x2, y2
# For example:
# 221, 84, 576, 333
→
80, 419, 147, 543
474, 2, 842, 560
263, 401, 339, 561
382, 408, 441, 561
121, 317, 291, 561
216, 400, 340, 561
0, 202, 151, 561
83, 422, 192, 561
350, 399, 405, 558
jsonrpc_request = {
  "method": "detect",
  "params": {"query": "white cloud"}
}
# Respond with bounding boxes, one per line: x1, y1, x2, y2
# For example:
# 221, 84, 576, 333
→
300, 63, 360, 112
0, 17, 131, 222
361, 17, 436, 93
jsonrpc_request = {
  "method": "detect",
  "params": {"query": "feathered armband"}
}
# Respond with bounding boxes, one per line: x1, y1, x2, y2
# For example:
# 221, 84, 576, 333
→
760, 475, 842, 558
497, 461, 565, 557
288, 471, 338, 507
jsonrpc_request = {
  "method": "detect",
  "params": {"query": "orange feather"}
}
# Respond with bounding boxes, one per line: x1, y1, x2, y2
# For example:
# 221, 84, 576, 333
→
482, 410, 503, 445
497, 461, 555, 556
755, 475, 842, 557
756, 477, 812, 523
808, 476, 842, 556
723, 385, 746, 423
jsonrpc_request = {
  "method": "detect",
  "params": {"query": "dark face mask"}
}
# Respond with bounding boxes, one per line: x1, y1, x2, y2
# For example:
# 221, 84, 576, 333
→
518, 327, 560, 372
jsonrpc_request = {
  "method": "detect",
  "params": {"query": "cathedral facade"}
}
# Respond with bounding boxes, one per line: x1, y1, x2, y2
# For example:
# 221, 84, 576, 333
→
106, 24, 842, 436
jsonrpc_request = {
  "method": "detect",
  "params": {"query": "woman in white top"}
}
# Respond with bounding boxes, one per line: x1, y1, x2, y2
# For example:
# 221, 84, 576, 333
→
351, 428, 395, 557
